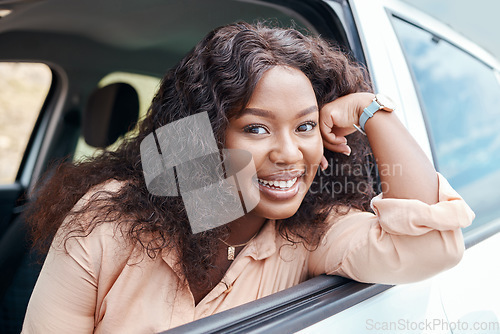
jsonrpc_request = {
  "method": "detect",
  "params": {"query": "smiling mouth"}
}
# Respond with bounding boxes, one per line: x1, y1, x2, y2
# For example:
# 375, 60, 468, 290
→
257, 177, 298, 190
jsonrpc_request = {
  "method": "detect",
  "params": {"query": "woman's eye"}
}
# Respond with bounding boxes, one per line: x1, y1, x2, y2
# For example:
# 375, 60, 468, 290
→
243, 124, 269, 135
296, 121, 317, 132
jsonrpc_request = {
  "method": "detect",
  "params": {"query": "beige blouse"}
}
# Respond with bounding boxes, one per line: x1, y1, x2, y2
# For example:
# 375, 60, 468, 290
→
22, 173, 474, 333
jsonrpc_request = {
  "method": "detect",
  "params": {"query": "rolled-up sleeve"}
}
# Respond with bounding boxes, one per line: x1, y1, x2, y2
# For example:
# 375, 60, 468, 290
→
308, 173, 475, 284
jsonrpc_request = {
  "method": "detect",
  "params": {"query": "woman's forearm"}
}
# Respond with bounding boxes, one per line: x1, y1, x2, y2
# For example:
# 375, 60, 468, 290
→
364, 105, 438, 205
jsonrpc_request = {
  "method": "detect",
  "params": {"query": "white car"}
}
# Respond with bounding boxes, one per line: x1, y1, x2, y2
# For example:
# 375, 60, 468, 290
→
0, 0, 498, 333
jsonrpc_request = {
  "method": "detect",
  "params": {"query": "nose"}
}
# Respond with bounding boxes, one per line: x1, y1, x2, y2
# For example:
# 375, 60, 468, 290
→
269, 132, 303, 165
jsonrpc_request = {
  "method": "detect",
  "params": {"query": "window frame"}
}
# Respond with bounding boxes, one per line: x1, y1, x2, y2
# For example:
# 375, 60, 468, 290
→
15, 66, 56, 186
162, 276, 391, 334
20, 63, 68, 194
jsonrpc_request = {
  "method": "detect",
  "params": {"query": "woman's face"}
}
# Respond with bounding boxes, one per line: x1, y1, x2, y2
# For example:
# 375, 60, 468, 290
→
225, 66, 323, 220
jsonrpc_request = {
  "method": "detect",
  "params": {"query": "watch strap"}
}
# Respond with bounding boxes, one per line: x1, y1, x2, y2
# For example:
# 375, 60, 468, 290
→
358, 99, 381, 133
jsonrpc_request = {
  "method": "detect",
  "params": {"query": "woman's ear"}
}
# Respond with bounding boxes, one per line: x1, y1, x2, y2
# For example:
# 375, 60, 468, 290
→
320, 155, 328, 171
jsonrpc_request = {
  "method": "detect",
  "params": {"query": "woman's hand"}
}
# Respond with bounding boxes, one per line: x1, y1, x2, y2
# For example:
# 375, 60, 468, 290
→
320, 91, 438, 204
319, 92, 375, 156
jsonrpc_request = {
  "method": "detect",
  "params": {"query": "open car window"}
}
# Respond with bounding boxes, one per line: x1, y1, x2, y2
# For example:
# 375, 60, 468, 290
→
0, 1, 423, 333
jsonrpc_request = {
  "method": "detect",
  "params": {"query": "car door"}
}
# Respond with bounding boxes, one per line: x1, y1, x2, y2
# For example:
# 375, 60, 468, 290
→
298, 0, 500, 332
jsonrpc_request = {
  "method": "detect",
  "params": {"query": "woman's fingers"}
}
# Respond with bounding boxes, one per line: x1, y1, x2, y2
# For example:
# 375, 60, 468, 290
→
320, 155, 329, 171
320, 112, 352, 156
320, 92, 374, 131
319, 93, 375, 155
320, 119, 348, 144
323, 140, 351, 156
319, 95, 358, 145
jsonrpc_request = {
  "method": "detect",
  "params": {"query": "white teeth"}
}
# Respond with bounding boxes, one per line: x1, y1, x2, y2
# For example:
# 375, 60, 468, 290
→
258, 177, 298, 189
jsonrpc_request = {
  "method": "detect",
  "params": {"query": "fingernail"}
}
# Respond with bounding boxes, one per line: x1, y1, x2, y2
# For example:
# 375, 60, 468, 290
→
343, 146, 351, 156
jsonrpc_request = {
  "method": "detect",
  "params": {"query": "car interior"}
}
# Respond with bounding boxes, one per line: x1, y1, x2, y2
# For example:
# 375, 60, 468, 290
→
0, 0, 370, 332
0, 81, 141, 332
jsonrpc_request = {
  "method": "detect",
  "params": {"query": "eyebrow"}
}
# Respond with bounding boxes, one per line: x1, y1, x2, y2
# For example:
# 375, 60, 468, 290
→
237, 105, 318, 120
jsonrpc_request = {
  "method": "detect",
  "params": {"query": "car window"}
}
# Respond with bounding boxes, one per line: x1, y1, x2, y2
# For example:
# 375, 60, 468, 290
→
391, 17, 500, 231
73, 71, 160, 161
0, 62, 52, 184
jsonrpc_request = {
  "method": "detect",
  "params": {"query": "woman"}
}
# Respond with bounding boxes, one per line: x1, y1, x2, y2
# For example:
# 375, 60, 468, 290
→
22, 22, 474, 333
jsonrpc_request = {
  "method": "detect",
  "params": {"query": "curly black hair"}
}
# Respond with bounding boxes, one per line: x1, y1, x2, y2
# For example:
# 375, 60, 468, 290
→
27, 22, 375, 290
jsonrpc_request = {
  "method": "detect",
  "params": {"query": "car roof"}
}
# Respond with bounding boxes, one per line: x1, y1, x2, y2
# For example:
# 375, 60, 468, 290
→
0, 0, 316, 76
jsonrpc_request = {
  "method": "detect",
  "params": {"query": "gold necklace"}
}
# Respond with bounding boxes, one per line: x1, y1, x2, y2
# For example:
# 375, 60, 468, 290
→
219, 232, 259, 261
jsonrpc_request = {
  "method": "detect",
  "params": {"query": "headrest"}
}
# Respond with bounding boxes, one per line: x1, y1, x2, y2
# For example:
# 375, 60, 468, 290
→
83, 82, 139, 148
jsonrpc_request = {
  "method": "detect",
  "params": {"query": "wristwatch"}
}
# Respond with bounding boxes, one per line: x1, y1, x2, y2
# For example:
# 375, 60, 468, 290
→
353, 93, 396, 135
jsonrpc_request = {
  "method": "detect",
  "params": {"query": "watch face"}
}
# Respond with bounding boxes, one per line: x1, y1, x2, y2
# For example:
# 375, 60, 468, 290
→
376, 94, 396, 111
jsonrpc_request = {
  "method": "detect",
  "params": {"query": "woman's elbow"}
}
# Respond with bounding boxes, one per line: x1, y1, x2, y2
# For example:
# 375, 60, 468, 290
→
401, 228, 466, 284
383, 229, 466, 284
438, 228, 466, 271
